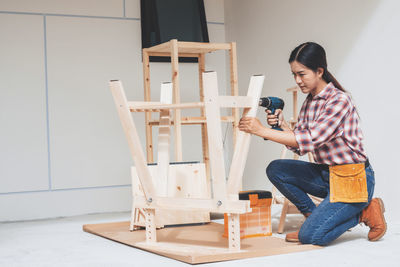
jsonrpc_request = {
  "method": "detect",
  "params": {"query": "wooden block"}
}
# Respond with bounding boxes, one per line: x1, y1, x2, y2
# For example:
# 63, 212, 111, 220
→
228, 213, 241, 251
145, 209, 157, 243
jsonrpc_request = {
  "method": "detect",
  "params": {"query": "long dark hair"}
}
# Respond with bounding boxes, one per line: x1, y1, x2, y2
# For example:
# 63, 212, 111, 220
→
289, 42, 346, 92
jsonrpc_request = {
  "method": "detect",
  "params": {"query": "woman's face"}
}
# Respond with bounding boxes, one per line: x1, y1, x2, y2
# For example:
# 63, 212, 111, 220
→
290, 61, 323, 95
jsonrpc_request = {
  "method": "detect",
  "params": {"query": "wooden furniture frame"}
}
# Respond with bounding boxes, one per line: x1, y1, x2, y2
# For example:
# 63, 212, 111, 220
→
109, 71, 264, 251
272, 86, 322, 234
142, 40, 239, 187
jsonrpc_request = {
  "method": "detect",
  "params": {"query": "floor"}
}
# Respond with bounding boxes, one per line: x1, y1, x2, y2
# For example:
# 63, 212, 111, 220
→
1, 208, 399, 267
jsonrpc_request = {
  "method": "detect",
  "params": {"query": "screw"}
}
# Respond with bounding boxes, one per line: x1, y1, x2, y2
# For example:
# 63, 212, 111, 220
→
147, 197, 153, 203
217, 200, 222, 206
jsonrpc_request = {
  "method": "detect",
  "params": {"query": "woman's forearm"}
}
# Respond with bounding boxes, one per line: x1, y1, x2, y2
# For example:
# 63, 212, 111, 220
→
255, 127, 299, 148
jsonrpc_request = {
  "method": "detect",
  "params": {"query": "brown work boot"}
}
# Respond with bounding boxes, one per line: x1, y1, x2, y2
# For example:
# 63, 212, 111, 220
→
360, 198, 387, 241
284, 212, 311, 242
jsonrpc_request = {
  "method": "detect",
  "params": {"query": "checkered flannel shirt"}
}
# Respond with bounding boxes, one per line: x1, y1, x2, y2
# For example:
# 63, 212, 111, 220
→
287, 82, 367, 165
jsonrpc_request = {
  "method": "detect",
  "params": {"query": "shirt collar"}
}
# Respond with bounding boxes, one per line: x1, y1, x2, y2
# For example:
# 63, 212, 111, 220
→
312, 82, 335, 100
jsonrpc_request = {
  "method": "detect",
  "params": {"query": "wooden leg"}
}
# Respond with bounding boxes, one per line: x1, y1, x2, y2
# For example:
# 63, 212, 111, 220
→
278, 199, 290, 234
145, 209, 157, 243
142, 50, 153, 163
198, 53, 211, 197
229, 42, 239, 148
228, 213, 240, 251
170, 39, 182, 161
227, 75, 264, 195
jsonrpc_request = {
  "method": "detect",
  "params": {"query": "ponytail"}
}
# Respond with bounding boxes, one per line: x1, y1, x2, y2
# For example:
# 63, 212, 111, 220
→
323, 70, 346, 92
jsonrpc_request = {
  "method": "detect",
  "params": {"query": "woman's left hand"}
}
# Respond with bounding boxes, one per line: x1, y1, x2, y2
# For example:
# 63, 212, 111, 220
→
238, 117, 264, 135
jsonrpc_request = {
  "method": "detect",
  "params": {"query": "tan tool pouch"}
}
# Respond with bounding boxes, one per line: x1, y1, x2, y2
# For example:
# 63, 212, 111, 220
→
329, 163, 368, 203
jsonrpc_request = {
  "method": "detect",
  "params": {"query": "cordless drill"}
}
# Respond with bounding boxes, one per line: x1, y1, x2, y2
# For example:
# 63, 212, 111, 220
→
259, 97, 285, 131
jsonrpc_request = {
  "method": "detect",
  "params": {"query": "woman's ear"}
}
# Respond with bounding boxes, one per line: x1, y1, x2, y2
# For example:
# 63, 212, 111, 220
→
317, 67, 324, 78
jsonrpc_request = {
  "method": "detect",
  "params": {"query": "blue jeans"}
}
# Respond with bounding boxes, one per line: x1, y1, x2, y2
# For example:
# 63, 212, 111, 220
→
266, 159, 375, 246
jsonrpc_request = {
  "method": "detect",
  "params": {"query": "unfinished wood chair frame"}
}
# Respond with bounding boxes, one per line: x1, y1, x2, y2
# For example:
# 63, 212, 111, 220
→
109, 71, 264, 251
272, 86, 323, 234
142, 40, 239, 193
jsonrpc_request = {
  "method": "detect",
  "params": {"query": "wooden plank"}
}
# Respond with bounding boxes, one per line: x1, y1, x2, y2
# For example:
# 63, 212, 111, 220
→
157, 82, 172, 197
230, 42, 239, 147
142, 49, 154, 163
202, 71, 227, 203
149, 116, 234, 125
218, 96, 253, 108
227, 75, 265, 195
198, 53, 211, 198
109, 80, 156, 200
128, 101, 204, 111
83, 221, 321, 264
171, 39, 183, 161
134, 195, 251, 214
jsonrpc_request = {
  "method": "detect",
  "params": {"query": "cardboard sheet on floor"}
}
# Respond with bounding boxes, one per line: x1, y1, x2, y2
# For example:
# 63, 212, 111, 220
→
83, 221, 321, 264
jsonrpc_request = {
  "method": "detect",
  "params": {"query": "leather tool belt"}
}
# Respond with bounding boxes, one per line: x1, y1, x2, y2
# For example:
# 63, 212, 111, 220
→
329, 159, 369, 203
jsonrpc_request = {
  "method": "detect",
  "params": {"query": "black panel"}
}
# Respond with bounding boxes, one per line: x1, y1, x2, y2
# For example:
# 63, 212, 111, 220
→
141, 0, 209, 63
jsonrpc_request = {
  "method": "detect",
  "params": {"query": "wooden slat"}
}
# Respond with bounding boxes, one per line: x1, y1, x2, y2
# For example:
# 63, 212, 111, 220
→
147, 52, 201, 58
148, 116, 235, 125
202, 71, 227, 202
109, 80, 156, 199
134, 196, 251, 214
144, 40, 231, 54
178, 41, 231, 52
227, 75, 265, 195
128, 101, 205, 111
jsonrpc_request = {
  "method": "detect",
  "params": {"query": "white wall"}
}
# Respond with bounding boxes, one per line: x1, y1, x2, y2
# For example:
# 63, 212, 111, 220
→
0, 0, 227, 221
225, 0, 400, 221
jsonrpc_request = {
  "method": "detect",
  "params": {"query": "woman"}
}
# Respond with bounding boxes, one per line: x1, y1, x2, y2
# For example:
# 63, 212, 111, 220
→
238, 42, 386, 246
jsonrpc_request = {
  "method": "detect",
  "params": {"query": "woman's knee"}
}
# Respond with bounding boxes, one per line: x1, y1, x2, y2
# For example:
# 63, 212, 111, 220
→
266, 159, 285, 181
298, 226, 330, 246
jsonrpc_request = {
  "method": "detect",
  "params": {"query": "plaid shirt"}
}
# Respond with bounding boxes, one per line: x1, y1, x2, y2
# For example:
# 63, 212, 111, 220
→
288, 82, 367, 165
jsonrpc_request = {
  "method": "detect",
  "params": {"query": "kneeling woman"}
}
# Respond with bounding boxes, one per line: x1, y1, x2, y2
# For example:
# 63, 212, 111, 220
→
239, 42, 386, 246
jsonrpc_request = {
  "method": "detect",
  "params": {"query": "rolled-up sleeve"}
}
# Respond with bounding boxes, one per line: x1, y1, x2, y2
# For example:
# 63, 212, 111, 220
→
292, 95, 351, 155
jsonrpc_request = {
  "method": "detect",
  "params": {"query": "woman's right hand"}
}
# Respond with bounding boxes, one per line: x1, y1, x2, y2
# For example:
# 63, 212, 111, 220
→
266, 109, 284, 127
